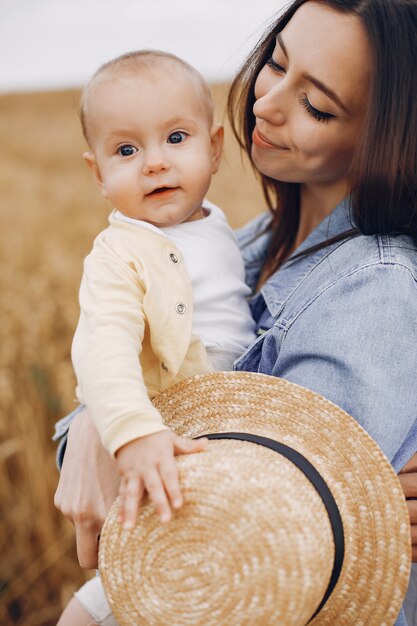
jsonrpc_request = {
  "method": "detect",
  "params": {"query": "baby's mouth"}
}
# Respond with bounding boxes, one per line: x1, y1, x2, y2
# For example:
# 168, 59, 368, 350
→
146, 186, 178, 197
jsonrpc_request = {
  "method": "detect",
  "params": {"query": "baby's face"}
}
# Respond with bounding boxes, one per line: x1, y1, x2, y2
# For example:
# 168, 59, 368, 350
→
84, 70, 222, 226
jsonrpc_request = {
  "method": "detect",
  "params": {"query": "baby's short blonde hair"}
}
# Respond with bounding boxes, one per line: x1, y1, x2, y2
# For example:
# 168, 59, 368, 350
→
80, 50, 214, 145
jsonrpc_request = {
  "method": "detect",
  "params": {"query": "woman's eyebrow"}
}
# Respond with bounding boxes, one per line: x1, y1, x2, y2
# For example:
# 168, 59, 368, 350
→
303, 74, 348, 113
276, 32, 348, 114
276, 33, 288, 58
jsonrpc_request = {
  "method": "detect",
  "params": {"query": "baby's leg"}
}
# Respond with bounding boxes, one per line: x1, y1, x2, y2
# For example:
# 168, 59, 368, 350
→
57, 596, 95, 626
57, 576, 118, 626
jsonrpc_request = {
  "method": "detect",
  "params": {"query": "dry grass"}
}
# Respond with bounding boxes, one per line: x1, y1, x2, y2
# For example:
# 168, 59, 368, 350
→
0, 85, 266, 625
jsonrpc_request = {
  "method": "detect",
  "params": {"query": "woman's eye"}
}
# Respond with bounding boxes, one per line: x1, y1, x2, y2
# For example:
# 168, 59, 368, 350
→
118, 145, 137, 157
168, 131, 187, 144
300, 96, 335, 123
266, 57, 286, 73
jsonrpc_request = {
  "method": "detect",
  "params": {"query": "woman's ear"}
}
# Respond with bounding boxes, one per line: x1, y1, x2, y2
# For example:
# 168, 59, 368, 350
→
83, 152, 108, 197
210, 124, 224, 174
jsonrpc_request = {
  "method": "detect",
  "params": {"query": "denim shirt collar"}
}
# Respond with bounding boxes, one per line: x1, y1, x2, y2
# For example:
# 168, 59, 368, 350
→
260, 197, 355, 317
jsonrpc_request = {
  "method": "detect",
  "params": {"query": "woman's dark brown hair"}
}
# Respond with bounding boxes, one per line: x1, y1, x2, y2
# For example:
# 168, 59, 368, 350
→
228, 0, 417, 274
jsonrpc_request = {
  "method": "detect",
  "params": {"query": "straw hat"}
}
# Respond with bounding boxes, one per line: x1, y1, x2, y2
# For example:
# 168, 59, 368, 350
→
99, 372, 411, 626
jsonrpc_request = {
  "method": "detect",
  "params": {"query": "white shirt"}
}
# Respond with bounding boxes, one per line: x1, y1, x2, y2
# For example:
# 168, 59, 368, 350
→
114, 199, 256, 356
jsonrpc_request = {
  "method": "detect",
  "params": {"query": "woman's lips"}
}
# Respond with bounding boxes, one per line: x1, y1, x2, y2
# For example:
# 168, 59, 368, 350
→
252, 127, 287, 150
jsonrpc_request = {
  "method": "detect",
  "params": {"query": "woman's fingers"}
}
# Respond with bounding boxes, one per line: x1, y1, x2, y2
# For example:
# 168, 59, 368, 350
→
54, 408, 120, 567
398, 472, 417, 499
411, 521, 417, 562
407, 499, 417, 524
399, 452, 417, 474
407, 500, 417, 562
75, 524, 101, 569
398, 465, 417, 563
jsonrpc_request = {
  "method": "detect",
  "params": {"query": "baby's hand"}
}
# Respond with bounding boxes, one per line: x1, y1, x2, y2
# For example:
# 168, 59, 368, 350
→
115, 430, 207, 529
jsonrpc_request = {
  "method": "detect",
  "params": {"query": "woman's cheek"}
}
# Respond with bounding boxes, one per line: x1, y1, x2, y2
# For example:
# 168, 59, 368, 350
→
289, 114, 324, 153
291, 119, 340, 164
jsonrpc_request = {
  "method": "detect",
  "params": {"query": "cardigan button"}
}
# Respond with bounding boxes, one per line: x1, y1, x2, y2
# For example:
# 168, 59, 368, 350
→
176, 303, 186, 315
161, 362, 168, 372
169, 253, 178, 263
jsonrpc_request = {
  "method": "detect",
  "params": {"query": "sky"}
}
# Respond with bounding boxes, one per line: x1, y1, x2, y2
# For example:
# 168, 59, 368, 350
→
0, 0, 287, 93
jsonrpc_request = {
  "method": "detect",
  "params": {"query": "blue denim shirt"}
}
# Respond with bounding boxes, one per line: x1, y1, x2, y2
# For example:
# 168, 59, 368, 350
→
235, 198, 417, 473
235, 199, 417, 626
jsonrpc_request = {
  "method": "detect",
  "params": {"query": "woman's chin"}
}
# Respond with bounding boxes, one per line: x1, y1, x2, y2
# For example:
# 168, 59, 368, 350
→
253, 162, 296, 184
251, 146, 293, 182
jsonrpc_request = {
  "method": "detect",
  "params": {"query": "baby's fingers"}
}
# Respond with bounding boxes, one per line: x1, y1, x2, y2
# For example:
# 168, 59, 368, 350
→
160, 458, 183, 511
145, 469, 172, 523
118, 475, 144, 529
173, 434, 208, 455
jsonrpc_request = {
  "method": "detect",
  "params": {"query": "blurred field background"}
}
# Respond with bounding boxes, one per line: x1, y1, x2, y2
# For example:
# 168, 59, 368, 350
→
0, 84, 266, 625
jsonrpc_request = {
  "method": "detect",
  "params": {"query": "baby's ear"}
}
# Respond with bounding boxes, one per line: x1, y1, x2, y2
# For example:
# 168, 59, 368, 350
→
210, 124, 224, 174
83, 152, 108, 197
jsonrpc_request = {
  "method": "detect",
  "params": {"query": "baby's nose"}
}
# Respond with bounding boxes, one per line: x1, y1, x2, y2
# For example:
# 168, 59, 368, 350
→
142, 147, 170, 175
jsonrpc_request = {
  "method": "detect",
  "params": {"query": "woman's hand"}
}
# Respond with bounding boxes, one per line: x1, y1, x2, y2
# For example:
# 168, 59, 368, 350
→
116, 430, 207, 528
398, 452, 417, 562
54, 407, 120, 569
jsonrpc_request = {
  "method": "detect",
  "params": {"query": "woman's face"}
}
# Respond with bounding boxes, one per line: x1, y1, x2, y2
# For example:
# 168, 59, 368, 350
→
252, 1, 372, 191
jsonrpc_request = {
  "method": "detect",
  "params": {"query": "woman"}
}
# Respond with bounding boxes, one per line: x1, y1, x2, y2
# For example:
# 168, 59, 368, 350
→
55, 0, 417, 624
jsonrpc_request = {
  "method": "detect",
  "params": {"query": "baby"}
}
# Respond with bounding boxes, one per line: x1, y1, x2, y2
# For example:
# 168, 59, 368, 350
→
58, 50, 256, 625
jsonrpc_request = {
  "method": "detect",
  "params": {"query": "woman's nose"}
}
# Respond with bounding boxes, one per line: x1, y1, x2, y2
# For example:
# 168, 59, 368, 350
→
253, 78, 287, 126
142, 146, 170, 175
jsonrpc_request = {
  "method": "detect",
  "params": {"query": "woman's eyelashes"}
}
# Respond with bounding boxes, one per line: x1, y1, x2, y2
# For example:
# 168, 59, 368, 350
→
265, 56, 335, 123
300, 96, 335, 123
266, 57, 285, 73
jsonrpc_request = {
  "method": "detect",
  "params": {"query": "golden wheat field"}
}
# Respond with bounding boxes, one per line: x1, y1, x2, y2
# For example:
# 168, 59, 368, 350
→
0, 85, 266, 625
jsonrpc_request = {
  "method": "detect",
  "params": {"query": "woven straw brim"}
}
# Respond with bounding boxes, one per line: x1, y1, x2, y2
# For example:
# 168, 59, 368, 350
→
99, 372, 411, 626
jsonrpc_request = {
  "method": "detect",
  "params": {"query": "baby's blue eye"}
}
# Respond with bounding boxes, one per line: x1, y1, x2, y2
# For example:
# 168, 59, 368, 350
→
118, 145, 137, 156
168, 131, 187, 144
